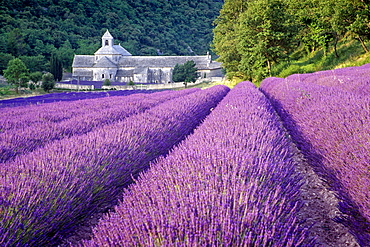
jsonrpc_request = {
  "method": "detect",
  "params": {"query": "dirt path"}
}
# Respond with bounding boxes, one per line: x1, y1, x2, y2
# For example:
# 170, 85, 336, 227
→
292, 143, 360, 246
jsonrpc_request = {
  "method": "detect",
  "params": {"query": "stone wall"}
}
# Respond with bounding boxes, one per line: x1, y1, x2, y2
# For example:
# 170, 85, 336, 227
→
55, 77, 224, 91
55, 83, 94, 90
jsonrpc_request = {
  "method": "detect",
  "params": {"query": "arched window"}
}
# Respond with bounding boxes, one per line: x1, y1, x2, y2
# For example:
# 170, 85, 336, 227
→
102, 74, 105, 79
105, 40, 109, 46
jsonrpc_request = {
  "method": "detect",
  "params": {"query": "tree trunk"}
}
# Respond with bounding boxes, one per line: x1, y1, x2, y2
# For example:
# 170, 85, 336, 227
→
333, 33, 339, 58
267, 59, 271, 77
358, 35, 369, 53
15, 81, 20, 94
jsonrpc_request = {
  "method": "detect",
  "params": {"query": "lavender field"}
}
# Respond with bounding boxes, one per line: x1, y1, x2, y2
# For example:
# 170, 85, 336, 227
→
0, 64, 369, 246
0, 90, 159, 108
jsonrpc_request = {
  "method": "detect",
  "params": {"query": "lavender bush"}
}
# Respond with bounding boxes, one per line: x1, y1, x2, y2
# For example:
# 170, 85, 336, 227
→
0, 85, 228, 246
0, 90, 175, 132
0, 90, 159, 108
81, 81, 313, 247
284, 63, 370, 96
260, 78, 370, 245
0, 89, 199, 163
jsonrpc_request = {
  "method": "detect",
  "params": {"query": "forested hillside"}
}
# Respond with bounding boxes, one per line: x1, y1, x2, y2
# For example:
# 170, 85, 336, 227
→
213, 0, 370, 83
0, 0, 223, 73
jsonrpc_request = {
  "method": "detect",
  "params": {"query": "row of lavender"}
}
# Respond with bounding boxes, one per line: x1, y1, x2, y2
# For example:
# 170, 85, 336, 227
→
260, 75, 370, 245
284, 63, 370, 96
0, 91, 158, 131
0, 89, 199, 163
0, 85, 229, 246
0, 90, 157, 108
80, 82, 315, 246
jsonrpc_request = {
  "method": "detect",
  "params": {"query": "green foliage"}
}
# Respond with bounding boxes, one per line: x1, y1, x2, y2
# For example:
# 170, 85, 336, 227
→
57, 40, 75, 71
214, 0, 296, 83
7, 28, 28, 57
29, 71, 43, 84
172, 60, 198, 84
213, 0, 370, 83
0, 0, 223, 73
19, 73, 29, 88
0, 86, 12, 96
29, 82, 36, 90
3, 58, 29, 93
273, 39, 370, 77
213, 0, 248, 79
103, 79, 111, 86
19, 55, 48, 73
41, 72, 55, 92
50, 53, 63, 82
0, 52, 14, 73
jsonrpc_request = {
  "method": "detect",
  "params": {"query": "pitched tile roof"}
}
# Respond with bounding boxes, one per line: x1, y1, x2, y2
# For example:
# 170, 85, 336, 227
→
117, 56, 211, 69
72, 55, 94, 68
72, 70, 93, 77
116, 69, 134, 77
93, 56, 117, 68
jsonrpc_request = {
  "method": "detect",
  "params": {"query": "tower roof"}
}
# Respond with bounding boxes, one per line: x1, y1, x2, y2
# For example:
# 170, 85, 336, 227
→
94, 45, 132, 56
102, 30, 113, 39
96, 30, 132, 56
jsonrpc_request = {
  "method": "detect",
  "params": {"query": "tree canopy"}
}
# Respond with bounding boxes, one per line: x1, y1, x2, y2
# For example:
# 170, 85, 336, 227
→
212, 0, 370, 83
50, 53, 63, 82
41, 72, 55, 92
172, 60, 199, 86
0, 0, 223, 74
3, 58, 29, 93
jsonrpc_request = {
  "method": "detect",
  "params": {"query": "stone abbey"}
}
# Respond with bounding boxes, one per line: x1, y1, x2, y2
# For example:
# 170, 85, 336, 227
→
72, 30, 222, 84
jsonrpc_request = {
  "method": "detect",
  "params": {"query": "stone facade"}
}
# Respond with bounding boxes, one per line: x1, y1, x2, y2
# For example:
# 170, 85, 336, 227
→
72, 30, 223, 83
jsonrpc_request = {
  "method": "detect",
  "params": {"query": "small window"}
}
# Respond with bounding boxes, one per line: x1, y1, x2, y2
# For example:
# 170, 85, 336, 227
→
102, 74, 104, 79
110, 74, 112, 79
105, 40, 109, 46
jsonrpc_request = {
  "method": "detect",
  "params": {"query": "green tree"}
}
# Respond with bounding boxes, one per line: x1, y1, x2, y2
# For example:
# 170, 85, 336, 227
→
213, 0, 248, 79
213, 0, 298, 83
7, 28, 27, 57
172, 63, 184, 82
57, 40, 75, 71
327, 0, 370, 53
287, 0, 338, 56
172, 60, 198, 87
0, 52, 15, 73
29, 82, 36, 90
237, 0, 297, 82
103, 79, 111, 86
347, 11, 370, 53
29, 71, 42, 90
29, 71, 42, 84
19, 74, 29, 88
50, 53, 63, 82
41, 72, 55, 92
3, 58, 29, 93
19, 55, 48, 73
183, 60, 198, 83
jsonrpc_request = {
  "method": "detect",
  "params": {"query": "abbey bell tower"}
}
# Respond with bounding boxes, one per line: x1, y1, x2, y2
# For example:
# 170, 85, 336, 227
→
102, 30, 114, 47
